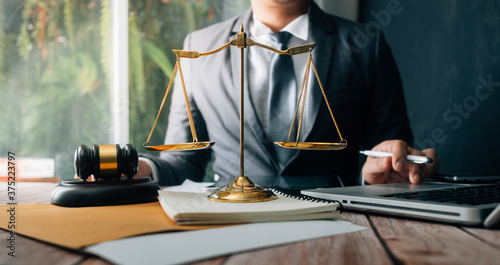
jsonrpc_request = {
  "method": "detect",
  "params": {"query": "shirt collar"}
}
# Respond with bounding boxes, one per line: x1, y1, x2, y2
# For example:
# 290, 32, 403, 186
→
249, 11, 309, 41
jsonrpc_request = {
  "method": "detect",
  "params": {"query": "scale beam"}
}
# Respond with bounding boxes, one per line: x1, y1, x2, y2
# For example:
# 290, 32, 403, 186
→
143, 24, 347, 203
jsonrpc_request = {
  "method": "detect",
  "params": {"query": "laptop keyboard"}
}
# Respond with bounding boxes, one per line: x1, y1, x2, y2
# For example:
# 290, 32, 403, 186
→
379, 184, 500, 206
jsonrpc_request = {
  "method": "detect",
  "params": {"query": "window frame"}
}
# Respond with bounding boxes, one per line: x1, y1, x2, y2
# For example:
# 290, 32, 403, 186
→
110, 0, 129, 145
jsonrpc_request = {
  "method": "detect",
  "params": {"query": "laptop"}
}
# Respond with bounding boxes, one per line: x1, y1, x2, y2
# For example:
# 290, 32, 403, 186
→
433, 173, 500, 183
302, 182, 500, 226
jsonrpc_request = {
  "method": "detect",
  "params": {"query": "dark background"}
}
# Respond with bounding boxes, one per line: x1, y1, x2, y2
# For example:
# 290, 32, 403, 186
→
358, 0, 500, 175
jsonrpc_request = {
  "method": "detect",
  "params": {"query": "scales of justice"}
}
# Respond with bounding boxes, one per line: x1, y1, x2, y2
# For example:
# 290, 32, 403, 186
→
143, 25, 347, 203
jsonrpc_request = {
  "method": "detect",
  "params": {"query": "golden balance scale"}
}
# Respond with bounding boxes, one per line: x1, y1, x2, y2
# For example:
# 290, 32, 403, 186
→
143, 25, 347, 203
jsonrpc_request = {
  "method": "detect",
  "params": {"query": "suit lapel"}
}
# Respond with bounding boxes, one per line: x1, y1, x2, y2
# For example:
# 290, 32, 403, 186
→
301, 2, 337, 143
230, 10, 279, 169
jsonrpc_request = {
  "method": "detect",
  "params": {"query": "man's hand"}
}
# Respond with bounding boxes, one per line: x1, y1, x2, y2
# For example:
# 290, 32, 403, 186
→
136, 159, 152, 177
362, 140, 439, 184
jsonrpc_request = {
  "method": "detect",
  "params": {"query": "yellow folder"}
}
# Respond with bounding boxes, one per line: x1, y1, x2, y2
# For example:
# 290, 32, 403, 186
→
0, 202, 227, 249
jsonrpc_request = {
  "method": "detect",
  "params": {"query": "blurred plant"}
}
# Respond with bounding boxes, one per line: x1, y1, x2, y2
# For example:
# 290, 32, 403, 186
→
1, 0, 110, 179
0, 0, 110, 157
0, 3, 5, 94
127, 0, 228, 151
0, 0, 248, 179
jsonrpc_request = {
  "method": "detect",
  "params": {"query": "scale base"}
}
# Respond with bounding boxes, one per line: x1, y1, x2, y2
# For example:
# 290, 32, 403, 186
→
50, 177, 160, 207
207, 176, 277, 203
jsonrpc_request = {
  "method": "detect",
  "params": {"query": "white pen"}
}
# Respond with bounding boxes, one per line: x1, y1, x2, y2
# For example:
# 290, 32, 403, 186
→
359, 150, 433, 164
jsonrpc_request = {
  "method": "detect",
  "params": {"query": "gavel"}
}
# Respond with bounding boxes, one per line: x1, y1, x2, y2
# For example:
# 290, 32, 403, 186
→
74, 144, 138, 181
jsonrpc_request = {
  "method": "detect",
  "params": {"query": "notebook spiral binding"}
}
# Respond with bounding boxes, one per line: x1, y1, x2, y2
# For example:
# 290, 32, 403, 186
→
270, 188, 344, 213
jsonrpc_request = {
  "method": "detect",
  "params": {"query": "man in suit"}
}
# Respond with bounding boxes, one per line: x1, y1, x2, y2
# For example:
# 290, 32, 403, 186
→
138, 0, 439, 188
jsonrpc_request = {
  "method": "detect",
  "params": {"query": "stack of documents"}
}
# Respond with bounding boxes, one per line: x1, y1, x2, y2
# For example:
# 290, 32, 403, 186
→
158, 190, 341, 225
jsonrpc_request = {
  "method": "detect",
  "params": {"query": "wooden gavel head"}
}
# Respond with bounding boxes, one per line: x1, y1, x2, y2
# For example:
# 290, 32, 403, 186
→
74, 144, 138, 181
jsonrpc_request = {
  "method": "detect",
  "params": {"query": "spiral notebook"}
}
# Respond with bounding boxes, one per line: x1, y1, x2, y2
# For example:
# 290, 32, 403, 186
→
157, 189, 341, 225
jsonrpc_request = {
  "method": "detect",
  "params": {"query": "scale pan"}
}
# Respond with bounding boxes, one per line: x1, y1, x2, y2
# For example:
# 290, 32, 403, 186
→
274, 141, 347, 151
143, 141, 215, 152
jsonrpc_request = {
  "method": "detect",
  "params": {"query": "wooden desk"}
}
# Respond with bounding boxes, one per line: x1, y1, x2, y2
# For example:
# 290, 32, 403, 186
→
1, 182, 500, 265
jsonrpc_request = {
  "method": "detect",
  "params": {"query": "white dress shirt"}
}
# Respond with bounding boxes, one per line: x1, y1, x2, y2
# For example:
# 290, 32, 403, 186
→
248, 12, 310, 137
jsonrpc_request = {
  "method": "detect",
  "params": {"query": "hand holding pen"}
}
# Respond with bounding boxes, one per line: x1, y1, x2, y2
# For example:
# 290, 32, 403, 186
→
360, 140, 440, 185
360, 150, 433, 164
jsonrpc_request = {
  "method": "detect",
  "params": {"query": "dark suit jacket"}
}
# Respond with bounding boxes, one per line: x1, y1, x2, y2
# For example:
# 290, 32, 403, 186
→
143, 2, 413, 188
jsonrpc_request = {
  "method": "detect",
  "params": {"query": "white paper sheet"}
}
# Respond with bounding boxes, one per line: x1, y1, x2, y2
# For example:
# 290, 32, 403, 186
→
162, 179, 215, 193
86, 220, 367, 265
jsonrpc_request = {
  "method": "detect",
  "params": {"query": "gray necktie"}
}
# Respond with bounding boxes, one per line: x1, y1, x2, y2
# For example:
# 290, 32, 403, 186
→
267, 31, 297, 166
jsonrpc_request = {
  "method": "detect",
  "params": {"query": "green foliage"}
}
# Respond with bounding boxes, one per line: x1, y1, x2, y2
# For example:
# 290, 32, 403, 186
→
0, 3, 5, 126
0, 3, 4, 92
127, 0, 227, 150
100, 0, 111, 85
1, 0, 248, 179
16, 0, 35, 61
2, 0, 109, 178
182, 0, 196, 35
141, 39, 173, 77
63, 0, 76, 53
129, 14, 146, 114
